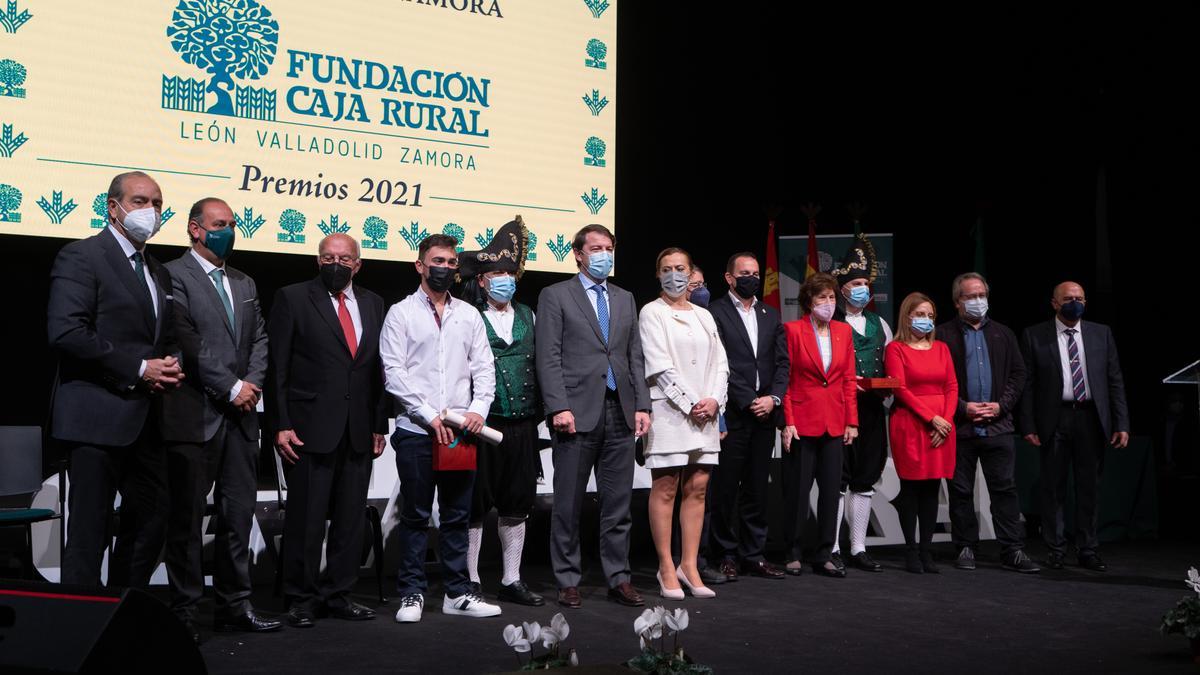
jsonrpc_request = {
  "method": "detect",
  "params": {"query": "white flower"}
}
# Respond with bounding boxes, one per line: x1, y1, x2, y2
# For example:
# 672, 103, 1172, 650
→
634, 607, 664, 643
550, 612, 571, 643
523, 621, 542, 645
568, 648, 579, 666
1187, 567, 1200, 596
503, 624, 531, 653
664, 608, 689, 634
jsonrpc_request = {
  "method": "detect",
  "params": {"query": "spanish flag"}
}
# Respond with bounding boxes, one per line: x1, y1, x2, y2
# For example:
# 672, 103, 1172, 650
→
764, 219, 780, 310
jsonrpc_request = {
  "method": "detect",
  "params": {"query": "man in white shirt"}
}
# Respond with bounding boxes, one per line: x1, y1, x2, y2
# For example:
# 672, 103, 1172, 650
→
381, 233, 500, 622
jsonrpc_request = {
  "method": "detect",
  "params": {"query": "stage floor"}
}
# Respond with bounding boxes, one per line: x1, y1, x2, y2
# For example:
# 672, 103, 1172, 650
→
196, 540, 1199, 674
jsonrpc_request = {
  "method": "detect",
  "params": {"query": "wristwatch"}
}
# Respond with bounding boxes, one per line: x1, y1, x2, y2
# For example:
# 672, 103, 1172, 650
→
770, 395, 781, 406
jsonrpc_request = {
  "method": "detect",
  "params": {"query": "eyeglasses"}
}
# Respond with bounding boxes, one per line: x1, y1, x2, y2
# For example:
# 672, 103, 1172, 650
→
319, 254, 358, 265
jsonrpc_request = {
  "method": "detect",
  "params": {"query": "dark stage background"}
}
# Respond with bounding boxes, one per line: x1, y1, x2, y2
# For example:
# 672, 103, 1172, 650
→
4, 7, 1198, 534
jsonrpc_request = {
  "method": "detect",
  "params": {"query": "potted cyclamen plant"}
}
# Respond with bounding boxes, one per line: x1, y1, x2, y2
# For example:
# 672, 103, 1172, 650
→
628, 606, 712, 674
502, 612, 579, 670
1161, 567, 1200, 663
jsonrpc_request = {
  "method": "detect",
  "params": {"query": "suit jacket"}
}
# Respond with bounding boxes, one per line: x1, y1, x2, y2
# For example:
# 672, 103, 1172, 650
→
159, 251, 268, 444
937, 316, 1026, 438
266, 278, 387, 454
536, 275, 651, 433
1017, 319, 1130, 441
708, 293, 789, 428
782, 318, 859, 437
47, 227, 177, 446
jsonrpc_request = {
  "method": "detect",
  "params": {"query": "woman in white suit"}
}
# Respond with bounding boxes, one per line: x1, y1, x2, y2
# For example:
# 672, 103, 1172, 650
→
639, 247, 729, 599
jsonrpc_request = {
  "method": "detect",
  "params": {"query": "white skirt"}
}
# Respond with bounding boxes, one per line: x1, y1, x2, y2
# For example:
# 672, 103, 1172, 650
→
644, 448, 719, 470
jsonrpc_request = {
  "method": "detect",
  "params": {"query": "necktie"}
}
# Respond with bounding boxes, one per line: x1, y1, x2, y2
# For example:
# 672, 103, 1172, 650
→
1064, 328, 1086, 401
337, 292, 358, 358
130, 251, 153, 309
209, 269, 235, 330
591, 285, 616, 391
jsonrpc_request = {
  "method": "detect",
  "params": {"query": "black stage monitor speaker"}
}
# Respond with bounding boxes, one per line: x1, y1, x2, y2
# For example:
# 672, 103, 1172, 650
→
0, 580, 206, 674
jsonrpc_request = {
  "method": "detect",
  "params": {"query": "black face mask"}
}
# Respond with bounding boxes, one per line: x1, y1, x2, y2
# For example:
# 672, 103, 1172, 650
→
426, 265, 455, 293
319, 263, 353, 293
733, 275, 760, 299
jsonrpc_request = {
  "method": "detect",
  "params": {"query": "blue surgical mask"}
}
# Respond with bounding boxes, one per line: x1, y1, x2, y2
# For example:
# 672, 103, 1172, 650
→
487, 275, 516, 303
963, 297, 988, 321
203, 226, 235, 260
846, 286, 872, 308
1059, 300, 1084, 321
586, 250, 613, 279
910, 316, 935, 335
689, 286, 711, 307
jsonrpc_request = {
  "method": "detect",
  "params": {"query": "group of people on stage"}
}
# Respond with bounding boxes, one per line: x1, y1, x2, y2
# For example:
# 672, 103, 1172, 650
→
45, 170, 1130, 643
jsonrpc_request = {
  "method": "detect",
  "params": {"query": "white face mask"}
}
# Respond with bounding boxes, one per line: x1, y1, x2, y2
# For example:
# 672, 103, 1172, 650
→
659, 270, 689, 298
963, 297, 989, 320
116, 202, 161, 245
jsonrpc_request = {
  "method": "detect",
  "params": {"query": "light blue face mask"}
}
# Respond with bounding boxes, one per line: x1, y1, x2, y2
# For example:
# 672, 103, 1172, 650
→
910, 316, 935, 335
586, 250, 613, 279
487, 275, 516, 303
846, 285, 872, 308
963, 297, 988, 320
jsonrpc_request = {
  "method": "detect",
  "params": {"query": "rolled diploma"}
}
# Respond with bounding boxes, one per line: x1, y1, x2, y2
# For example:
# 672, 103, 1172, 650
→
440, 409, 504, 445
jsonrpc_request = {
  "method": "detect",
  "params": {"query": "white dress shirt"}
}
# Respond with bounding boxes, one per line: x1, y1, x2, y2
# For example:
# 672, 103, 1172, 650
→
380, 287, 496, 436
1055, 317, 1092, 401
482, 302, 534, 344
189, 248, 244, 402
329, 282, 363, 344
730, 292, 761, 388
843, 307, 894, 343
109, 225, 158, 381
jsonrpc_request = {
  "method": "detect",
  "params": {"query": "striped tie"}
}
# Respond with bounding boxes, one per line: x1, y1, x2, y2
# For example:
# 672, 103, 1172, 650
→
1064, 328, 1086, 401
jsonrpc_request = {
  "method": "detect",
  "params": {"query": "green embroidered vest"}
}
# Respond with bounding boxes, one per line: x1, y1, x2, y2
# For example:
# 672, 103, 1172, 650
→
481, 302, 540, 420
851, 311, 886, 378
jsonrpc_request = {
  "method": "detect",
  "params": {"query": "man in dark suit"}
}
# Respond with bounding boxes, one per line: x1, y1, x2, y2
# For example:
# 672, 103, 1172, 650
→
939, 273, 1038, 574
1018, 281, 1130, 572
48, 171, 183, 588
268, 233, 388, 627
160, 198, 279, 641
536, 224, 651, 609
704, 252, 788, 582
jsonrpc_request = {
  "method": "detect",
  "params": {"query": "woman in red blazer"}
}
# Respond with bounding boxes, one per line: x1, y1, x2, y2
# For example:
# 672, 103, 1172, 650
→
781, 273, 859, 577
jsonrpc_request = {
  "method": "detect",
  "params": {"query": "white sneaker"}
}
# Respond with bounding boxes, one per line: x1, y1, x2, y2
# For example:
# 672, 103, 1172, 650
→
394, 594, 424, 623
443, 592, 502, 618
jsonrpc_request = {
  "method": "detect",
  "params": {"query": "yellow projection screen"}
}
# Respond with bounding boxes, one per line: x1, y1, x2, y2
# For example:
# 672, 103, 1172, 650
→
0, 0, 616, 272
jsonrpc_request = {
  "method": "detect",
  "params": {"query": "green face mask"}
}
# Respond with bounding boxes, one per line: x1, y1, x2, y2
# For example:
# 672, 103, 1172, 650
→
204, 226, 235, 259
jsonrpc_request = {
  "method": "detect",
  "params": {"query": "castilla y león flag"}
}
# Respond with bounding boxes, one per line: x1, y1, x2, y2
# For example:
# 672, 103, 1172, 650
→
764, 219, 780, 310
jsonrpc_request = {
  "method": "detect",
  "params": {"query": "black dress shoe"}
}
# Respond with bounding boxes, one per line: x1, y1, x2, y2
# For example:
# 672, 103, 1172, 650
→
718, 559, 739, 582
741, 560, 786, 579
325, 601, 376, 621
1044, 552, 1065, 570
286, 606, 315, 629
904, 549, 923, 574
920, 551, 940, 574
830, 552, 846, 570
214, 611, 283, 633
498, 580, 545, 606
700, 567, 728, 586
852, 551, 883, 572
1078, 553, 1108, 572
812, 562, 847, 578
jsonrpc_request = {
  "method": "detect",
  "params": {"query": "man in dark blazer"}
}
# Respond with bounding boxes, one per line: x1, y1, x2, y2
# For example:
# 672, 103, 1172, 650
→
1018, 281, 1129, 572
48, 171, 183, 588
268, 233, 388, 627
536, 224, 651, 609
938, 273, 1038, 574
160, 198, 279, 641
704, 252, 788, 582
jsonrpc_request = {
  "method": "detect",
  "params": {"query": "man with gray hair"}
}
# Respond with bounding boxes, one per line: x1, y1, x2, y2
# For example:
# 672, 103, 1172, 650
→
937, 272, 1038, 573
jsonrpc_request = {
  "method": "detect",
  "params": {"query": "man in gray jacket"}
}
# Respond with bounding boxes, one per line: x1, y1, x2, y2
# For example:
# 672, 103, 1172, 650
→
536, 224, 651, 609
160, 198, 279, 642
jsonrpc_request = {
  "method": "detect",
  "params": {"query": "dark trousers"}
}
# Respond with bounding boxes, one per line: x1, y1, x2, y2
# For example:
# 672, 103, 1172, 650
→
550, 397, 635, 589
282, 430, 372, 610
1040, 404, 1106, 556
842, 393, 888, 494
894, 479, 941, 548
164, 420, 259, 619
781, 434, 842, 563
62, 424, 167, 588
706, 413, 775, 563
470, 417, 539, 522
949, 434, 1025, 556
393, 428, 475, 598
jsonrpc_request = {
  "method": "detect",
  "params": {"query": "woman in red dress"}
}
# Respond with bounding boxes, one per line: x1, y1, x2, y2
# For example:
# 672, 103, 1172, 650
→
885, 292, 957, 574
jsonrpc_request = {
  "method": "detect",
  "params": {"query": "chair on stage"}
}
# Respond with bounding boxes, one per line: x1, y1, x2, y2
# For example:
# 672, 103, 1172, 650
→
264, 450, 387, 604
0, 426, 65, 581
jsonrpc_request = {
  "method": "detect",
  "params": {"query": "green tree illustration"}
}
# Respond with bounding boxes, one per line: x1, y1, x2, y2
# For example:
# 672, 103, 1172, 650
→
277, 208, 305, 243
442, 223, 465, 252
0, 183, 21, 221
0, 59, 26, 96
362, 215, 388, 249
167, 0, 279, 116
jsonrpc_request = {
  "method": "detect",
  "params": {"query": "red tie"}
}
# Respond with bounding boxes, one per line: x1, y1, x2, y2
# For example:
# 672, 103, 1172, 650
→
337, 292, 358, 358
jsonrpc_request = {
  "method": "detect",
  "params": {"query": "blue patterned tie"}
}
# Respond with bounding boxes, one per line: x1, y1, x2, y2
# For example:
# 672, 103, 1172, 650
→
592, 285, 617, 391
1065, 328, 1086, 401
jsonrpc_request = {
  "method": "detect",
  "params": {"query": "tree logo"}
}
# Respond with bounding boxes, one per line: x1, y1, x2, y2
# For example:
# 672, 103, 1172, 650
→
277, 208, 305, 243
164, 0, 280, 120
442, 223, 466, 252
90, 193, 108, 228
584, 136, 606, 167
525, 230, 538, 262
585, 39, 607, 69
0, 183, 21, 222
362, 216, 389, 250
0, 1, 32, 33
0, 59, 26, 98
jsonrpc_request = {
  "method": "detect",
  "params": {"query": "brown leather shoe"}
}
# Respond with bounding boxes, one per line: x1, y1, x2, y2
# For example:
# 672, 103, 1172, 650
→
557, 587, 582, 609
607, 582, 644, 607
742, 560, 786, 579
718, 559, 739, 582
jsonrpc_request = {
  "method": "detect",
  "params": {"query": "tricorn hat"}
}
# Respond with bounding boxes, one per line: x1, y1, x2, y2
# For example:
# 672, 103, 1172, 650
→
457, 216, 531, 280
830, 232, 879, 286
